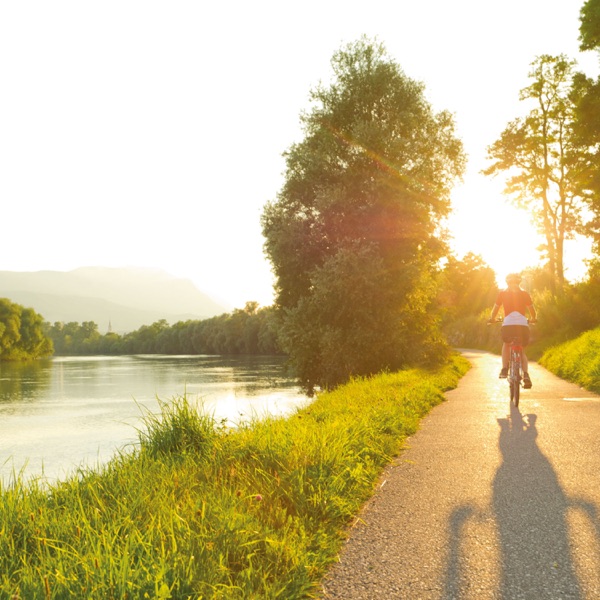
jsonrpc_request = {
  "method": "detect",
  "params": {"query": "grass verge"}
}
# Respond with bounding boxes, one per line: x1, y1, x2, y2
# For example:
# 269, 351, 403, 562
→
539, 327, 600, 392
0, 354, 470, 599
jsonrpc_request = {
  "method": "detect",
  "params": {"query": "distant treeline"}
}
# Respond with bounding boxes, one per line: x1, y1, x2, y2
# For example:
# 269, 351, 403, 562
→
46, 302, 283, 356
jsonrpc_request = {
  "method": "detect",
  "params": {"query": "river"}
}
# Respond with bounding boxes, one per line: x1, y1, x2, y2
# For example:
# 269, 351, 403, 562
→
0, 355, 308, 485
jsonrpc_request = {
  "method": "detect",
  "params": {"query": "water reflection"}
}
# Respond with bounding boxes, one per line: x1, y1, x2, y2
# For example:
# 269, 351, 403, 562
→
0, 355, 307, 483
0, 359, 52, 404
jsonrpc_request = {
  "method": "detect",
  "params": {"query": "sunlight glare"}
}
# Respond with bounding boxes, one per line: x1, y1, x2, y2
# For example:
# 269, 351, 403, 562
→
448, 176, 593, 288
448, 178, 543, 287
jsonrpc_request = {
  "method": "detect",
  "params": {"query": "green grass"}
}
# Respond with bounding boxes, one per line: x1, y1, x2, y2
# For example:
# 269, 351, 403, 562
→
539, 326, 600, 392
0, 354, 470, 599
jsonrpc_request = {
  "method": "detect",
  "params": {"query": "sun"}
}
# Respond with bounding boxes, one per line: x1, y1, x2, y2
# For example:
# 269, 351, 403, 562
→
448, 177, 594, 288
447, 179, 542, 288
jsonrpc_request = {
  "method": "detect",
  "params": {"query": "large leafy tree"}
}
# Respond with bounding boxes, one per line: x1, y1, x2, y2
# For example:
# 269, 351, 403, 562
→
579, 0, 600, 51
0, 298, 53, 360
572, 0, 600, 251
261, 38, 465, 391
483, 54, 588, 291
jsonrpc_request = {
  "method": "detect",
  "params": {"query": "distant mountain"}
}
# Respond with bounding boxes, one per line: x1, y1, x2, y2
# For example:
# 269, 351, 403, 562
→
0, 267, 230, 333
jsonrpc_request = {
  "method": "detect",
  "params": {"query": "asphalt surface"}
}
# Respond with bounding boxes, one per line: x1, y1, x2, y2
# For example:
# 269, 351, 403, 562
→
321, 350, 600, 599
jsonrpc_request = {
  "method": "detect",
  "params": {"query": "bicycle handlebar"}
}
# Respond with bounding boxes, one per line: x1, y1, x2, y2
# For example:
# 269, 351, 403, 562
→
487, 318, 537, 325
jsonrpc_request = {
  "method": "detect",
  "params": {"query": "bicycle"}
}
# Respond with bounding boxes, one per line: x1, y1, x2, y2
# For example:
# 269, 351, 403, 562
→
489, 319, 535, 407
506, 333, 523, 407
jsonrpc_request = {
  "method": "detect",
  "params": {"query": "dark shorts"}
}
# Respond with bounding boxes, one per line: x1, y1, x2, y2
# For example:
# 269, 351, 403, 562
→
501, 325, 530, 346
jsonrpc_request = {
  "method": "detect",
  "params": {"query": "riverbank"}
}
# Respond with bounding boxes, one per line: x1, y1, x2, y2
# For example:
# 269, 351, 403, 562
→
0, 354, 304, 484
0, 354, 470, 598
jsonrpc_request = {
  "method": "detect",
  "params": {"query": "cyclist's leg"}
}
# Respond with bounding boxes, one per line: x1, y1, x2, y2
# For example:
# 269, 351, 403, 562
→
501, 342, 509, 368
521, 326, 532, 388
499, 327, 512, 377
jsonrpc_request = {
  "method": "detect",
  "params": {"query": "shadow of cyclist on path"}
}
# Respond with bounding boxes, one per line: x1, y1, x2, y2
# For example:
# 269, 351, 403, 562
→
444, 503, 477, 598
493, 404, 581, 598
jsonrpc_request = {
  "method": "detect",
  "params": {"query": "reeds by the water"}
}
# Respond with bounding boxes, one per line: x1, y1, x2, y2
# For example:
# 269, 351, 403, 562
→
0, 355, 469, 599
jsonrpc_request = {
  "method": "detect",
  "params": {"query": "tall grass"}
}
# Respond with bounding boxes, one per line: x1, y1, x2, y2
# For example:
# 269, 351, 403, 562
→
539, 327, 600, 392
0, 355, 469, 599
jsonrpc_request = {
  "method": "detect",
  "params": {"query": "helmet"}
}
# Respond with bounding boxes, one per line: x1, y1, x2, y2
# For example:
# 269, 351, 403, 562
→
505, 273, 522, 284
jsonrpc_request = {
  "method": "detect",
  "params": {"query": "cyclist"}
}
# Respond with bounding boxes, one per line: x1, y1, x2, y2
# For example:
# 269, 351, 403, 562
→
488, 273, 537, 388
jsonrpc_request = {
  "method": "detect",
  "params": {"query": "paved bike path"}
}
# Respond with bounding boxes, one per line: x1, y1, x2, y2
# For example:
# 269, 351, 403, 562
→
321, 350, 600, 599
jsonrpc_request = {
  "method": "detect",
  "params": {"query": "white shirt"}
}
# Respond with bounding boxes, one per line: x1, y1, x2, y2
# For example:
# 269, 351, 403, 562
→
503, 311, 529, 326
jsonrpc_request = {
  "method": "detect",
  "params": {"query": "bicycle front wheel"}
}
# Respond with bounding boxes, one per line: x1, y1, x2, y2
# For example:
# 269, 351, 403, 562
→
509, 349, 521, 407
512, 377, 520, 407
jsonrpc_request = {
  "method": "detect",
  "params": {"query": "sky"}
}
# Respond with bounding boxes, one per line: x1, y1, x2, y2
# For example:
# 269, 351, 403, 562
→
1, 1, 598, 309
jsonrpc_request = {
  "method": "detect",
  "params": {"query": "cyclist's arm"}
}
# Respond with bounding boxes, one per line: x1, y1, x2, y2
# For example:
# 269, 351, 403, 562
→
489, 303, 501, 322
528, 303, 537, 322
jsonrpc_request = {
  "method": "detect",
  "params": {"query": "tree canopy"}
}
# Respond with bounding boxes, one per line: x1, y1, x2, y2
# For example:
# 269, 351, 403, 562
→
261, 38, 465, 391
0, 298, 53, 361
438, 253, 498, 323
579, 0, 600, 51
483, 54, 589, 291
572, 0, 600, 253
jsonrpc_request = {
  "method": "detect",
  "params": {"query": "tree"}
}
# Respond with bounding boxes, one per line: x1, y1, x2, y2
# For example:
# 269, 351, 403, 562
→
435, 254, 498, 350
571, 0, 600, 251
47, 321, 102, 355
0, 299, 22, 359
483, 54, 587, 291
579, 0, 600, 51
0, 298, 53, 360
261, 38, 465, 391
19, 308, 53, 358
439, 253, 498, 323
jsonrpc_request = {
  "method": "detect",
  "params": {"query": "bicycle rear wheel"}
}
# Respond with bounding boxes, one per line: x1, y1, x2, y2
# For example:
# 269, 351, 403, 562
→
509, 349, 521, 407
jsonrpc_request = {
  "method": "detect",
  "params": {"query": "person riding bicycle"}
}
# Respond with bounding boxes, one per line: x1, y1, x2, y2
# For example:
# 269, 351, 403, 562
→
488, 273, 537, 388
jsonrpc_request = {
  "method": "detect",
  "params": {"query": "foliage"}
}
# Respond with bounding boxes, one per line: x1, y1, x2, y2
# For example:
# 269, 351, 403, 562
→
438, 253, 497, 323
0, 355, 469, 598
440, 258, 600, 361
46, 303, 282, 357
579, 0, 600, 51
572, 0, 600, 253
262, 37, 465, 391
433, 253, 498, 350
483, 54, 589, 291
522, 262, 600, 347
0, 298, 53, 361
540, 326, 600, 392
48, 320, 101, 355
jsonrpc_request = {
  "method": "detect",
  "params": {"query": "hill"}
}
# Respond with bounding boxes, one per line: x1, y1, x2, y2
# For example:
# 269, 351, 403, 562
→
0, 267, 230, 333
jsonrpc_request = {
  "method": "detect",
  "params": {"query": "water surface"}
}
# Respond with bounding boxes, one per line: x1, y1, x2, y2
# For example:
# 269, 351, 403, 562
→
0, 355, 307, 483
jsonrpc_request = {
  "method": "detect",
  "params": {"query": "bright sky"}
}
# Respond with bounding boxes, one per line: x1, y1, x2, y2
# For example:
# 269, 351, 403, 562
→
1, 1, 598, 308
